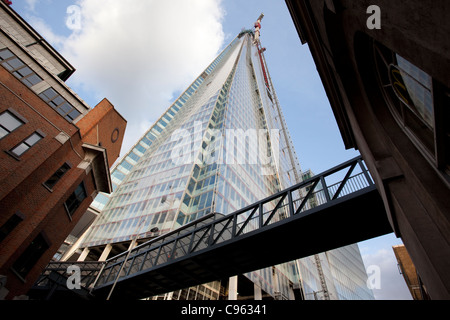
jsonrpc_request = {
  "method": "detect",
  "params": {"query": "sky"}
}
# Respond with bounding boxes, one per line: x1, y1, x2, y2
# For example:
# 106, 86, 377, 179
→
12, 0, 410, 300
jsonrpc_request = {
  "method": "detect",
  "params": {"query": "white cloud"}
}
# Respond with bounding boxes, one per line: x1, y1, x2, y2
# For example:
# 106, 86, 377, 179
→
25, 15, 65, 46
25, 0, 39, 11
58, 0, 226, 153
362, 248, 412, 300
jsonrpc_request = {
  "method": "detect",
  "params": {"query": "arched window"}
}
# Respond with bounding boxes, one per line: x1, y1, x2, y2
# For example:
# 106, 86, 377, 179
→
372, 40, 450, 176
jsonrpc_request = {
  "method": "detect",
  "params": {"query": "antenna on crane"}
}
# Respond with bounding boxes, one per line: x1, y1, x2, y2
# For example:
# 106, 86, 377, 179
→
253, 13, 264, 45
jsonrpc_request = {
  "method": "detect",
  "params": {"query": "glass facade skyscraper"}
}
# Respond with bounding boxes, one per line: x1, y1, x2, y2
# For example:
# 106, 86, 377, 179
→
63, 24, 374, 300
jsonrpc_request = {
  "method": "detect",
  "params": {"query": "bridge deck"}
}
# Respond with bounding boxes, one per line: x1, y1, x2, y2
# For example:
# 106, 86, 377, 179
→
95, 186, 391, 300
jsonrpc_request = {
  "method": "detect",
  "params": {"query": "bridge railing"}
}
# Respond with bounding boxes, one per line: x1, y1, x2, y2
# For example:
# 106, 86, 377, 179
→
33, 261, 104, 291
91, 156, 374, 292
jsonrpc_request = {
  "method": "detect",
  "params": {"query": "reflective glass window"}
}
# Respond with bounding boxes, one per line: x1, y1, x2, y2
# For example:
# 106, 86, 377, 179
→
373, 40, 450, 173
10, 131, 43, 157
0, 110, 24, 139
0, 49, 43, 88
12, 233, 49, 278
39, 88, 80, 122
44, 162, 71, 189
0, 212, 24, 242
64, 182, 87, 217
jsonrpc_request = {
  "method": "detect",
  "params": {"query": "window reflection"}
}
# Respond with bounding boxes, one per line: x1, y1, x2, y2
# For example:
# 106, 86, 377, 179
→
374, 41, 435, 156
0, 48, 43, 88
373, 40, 450, 176
394, 54, 434, 129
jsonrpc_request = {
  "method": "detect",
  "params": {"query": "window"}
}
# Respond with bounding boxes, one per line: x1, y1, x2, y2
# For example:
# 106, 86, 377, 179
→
38, 87, 81, 122
372, 40, 450, 175
0, 110, 25, 139
0, 48, 43, 88
44, 163, 71, 189
12, 233, 49, 279
0, 212, 24, 242
64, 182, 87, 218
374, 43, 435, 153
10, 131, 43, 157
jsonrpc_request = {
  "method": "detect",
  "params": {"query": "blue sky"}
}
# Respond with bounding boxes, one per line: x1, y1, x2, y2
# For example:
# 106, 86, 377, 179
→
12, 0, 409, 299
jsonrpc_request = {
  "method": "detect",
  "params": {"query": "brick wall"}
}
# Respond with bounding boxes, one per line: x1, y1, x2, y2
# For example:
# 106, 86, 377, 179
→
0, 63, 126, 298
77, 97, 127, 167
0, 67, 80, 198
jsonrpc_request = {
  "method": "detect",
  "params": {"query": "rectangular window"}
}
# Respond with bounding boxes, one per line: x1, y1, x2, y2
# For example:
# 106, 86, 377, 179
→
0, 212, 24, 242
38, 87, 81, 122
10, 131, 43, 157
0, 110, 25, 139
12, 233, 49, 279
64, 182, 87, 218
44, 162, 71, 189
0, 48, 43, 88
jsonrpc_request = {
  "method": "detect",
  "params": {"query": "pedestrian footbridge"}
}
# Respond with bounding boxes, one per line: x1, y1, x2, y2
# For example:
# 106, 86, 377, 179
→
31, 156, 393, 300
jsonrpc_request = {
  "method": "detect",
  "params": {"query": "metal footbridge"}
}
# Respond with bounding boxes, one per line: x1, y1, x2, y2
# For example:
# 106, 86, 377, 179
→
32, 156, 393, 300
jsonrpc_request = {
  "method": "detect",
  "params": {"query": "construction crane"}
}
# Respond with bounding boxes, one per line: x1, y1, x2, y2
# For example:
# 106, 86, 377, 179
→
253, 13, 264, 45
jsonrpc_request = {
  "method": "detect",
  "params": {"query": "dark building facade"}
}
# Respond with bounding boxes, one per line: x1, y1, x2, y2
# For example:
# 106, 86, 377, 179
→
286, 0, 450, 299
0, 2, 126, 299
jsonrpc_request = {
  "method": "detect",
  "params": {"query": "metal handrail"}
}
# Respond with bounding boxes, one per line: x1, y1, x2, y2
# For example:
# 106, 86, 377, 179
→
34, 261, 105, 290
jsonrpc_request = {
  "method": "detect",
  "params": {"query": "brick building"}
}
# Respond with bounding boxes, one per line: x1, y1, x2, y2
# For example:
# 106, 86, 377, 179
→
0, 2, 126, 299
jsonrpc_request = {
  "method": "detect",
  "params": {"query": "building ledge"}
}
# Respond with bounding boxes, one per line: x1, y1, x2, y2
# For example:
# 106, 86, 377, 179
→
81, 143, 113, 194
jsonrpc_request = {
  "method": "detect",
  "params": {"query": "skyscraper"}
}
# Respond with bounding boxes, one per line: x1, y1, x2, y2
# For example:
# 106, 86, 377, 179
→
62, 15, 373, 300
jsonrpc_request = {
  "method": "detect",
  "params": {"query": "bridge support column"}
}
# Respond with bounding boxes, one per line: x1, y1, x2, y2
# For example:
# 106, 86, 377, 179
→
129, 239, 137, 251
254, 284, 262, 300
77, 248, 90, 261
288, 285, 295, 300
272, 267, 281, 300
99, 244, 112, 261
228, 276, 238, 300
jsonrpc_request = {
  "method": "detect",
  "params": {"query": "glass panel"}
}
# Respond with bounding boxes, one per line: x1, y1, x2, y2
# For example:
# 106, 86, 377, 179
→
395, 54, 434, 128
67, 109, 81, 121
39, 88, 58, 102
0, 126, 8, 139
4, 57, 24, 71
12, 234, 49, 278
0, 111, 23, 132
45, 163, 70, 189
374, 41, 437, 157
0, 49, 14, 60
14, 66, 32, 78
75, 183, 87, 199
11, 142, 29, 156
0, 214, 23, 242
65, 183, 87, 215
25, 132, 42, 146
25, 73, 43, 87
52, 96, 65, 107
59, 102, 73, 114
56, 107, 67, 116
